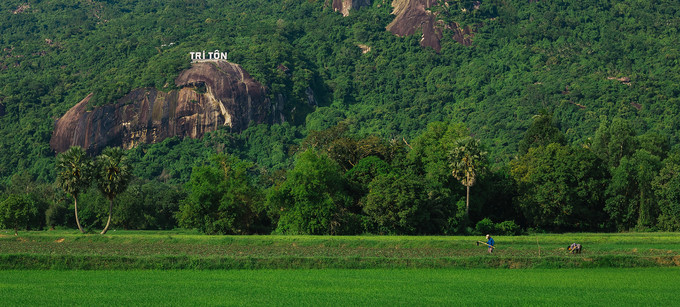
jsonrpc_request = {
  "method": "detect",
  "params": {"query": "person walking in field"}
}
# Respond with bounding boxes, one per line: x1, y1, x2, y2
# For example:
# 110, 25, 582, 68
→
486, 234, 495, 254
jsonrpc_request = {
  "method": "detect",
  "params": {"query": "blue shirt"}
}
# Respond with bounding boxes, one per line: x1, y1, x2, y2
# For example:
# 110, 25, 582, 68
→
487, 237, 495, 246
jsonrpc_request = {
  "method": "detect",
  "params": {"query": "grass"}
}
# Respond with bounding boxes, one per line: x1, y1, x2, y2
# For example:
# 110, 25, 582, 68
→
1, 230, 679, 269
0, 268, 678, 306
2, 231, 678, 305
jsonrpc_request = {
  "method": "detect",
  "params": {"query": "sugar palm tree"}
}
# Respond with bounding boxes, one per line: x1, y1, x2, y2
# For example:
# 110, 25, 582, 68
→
450, 136, 487, 218
95, 147, 132, 235
55, 146, 91, 233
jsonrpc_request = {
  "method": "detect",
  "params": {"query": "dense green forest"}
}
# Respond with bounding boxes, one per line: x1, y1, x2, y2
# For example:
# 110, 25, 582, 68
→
1, 0, 679, 234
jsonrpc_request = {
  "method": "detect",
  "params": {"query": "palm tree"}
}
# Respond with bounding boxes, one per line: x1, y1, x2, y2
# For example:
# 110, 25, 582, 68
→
95, 147, 132, 235
450, 136, 487, 218
55, 146, 91, 233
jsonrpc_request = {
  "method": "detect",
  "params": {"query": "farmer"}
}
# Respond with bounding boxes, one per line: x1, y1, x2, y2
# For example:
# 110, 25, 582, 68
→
486, 234, 495, 254
568, 243, 582, 254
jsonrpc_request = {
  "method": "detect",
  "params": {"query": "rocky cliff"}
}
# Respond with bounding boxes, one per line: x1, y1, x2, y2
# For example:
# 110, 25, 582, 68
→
386, 0, 476, 51
332, 0, 371, 16
50, 61, 271, 154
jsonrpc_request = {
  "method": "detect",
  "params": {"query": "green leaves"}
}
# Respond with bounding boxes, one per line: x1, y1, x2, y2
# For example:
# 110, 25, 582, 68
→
605, 149, 662, 231
95, 147, 132, 201
178, 153, 265, 235
0, 194, 34, 235
511, 143, 608, 231
267, 149, 353, 235
517, 111, 566, 155
450, 136, 487, 188
654, 152, 680, 231
55, 146, 92, 199
363, 171, 428, 235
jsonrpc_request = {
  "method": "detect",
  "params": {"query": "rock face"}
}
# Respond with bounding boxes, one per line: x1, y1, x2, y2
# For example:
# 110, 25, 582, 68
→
332, 0, 371, 16
386, 0, 476, 51
50, 61, 271, 154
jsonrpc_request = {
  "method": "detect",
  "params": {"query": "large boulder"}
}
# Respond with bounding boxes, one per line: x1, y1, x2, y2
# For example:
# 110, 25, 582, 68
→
333, 0, 371, 16
50, 61, 271, 154
386, 0, 476, 52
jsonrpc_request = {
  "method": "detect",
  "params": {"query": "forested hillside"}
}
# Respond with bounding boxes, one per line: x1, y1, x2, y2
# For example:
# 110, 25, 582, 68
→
1, 0, 679, 234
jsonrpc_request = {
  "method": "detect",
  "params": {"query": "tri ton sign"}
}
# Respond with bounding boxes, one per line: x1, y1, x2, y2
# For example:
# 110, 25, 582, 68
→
190, 50, 228, 61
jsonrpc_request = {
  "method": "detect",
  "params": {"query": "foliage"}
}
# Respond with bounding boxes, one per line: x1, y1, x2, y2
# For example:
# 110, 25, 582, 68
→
605, 150, 662, 231
1, 1, 680, 234
94, 147, 132, 234
113, 180, 185, 230
299, 123, 405, 172
471, 167, 520, 225
345, 156, 391, 196
95, 147, 133, 202
266, 149, 354, 235
0, 194, 34, 235
363, 171, 427, 235
450, 136, 488, 219
177, 154, 267, 234
654, 152, 680, 231
55, 146, 91, 232
474, 218, 520, 236
55, 146, 91, 196
495, 220, 521, 236
511, 143, 608, 231
408, 121, 468, 186
592, 118, 638, 169
475, 218, 495, 235
517, 111, 566, 155
2, 0, 680, 186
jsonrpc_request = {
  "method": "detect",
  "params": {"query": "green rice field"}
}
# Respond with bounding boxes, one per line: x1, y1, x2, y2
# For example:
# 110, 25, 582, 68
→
1, 231, 679, 305
1, 268, 678, 306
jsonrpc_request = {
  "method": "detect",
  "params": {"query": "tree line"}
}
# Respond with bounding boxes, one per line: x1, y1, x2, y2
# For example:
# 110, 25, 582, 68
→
2, 115, 678, 235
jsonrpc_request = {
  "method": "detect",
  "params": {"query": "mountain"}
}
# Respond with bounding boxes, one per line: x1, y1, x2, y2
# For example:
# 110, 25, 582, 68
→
0, 0, 679, 182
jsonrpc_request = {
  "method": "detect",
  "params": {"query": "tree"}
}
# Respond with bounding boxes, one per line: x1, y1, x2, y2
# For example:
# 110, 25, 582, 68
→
654, 152, 680, 231
177, 154, 265, 234
517, 111, 566, 155
637, 132, 670, 160
0, 194, 34, 235
55, 146, 92, 233
450, 136, 487, 218
345, 156, 391, 196
300, 123, 403, 172
95, 147, 132, 235
605, 149, 662, 231
409, 121, 468, 185
363, 171, 430, 234
115, 180, 185, 230
511, 144, 608, 231
266, 149, 353, 235
592, 118, 638, 169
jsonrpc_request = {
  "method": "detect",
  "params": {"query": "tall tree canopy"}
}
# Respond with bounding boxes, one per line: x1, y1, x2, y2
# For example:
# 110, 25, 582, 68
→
517, 111, 566, 155
95, 147, 132, 235
267, 149, 354, 235
511, 143, 608, 231
0, 194, 34, 235
55, 146, 91, 233
177, 154, 266, 235
450, 136, 487, 218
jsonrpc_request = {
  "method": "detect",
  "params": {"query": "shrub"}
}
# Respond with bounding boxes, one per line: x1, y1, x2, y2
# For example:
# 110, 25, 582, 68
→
0, 194, 35, 235
495, 220, 521, 235
475, 218, 495, 235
